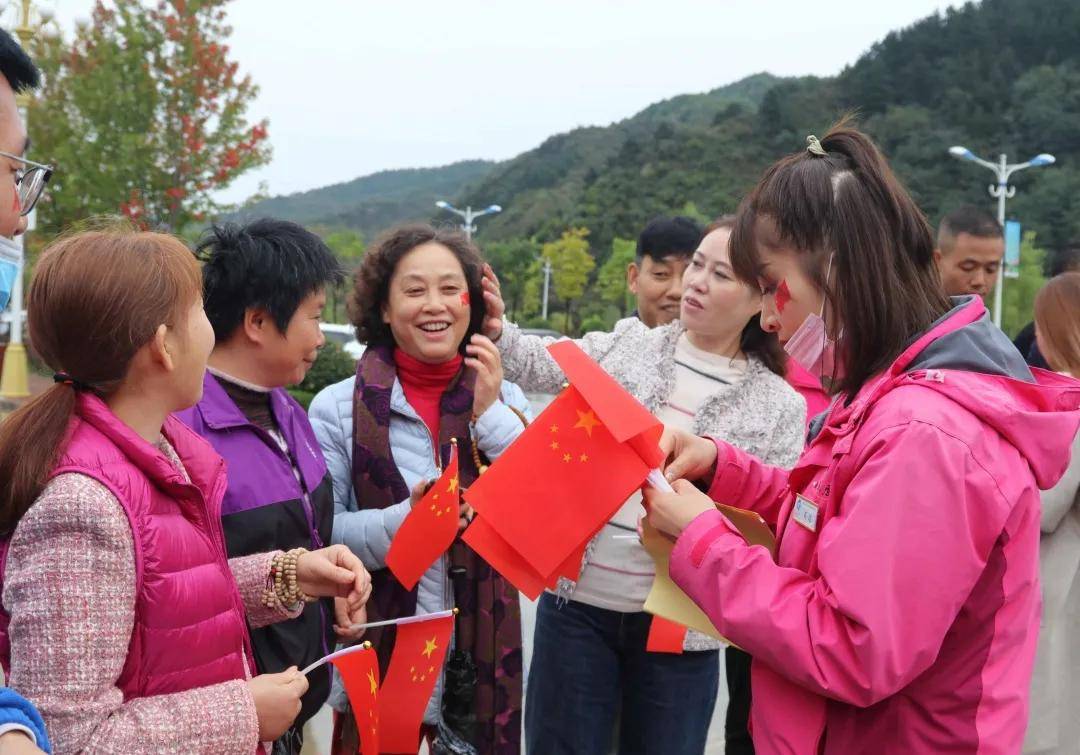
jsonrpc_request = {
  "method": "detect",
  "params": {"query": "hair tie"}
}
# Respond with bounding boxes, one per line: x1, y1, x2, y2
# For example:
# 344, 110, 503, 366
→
53, 372, 91, 391
806, 135, 828, 157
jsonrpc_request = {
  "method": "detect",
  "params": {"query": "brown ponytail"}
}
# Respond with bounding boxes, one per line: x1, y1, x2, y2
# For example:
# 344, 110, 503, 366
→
729, 116, 951, 398
0, 229, 202, 536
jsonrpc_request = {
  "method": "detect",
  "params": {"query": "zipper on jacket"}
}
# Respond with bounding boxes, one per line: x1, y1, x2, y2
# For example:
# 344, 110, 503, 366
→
214, 411, 331, 655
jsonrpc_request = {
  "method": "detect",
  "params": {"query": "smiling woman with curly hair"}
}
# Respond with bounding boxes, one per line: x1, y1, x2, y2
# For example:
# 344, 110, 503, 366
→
310, 224, 531, 754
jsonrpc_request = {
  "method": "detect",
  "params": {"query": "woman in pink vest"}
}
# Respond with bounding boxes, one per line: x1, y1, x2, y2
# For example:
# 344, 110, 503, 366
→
643, 123, 1080, 753
0, 229, 372, 754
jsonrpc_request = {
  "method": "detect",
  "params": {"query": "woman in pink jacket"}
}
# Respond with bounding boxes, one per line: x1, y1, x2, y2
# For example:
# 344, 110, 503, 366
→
643, 124, 1080, 754
0, 230, 371, 754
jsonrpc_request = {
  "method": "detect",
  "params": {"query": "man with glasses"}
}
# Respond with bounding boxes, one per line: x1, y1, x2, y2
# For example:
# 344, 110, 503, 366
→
0, 29, 49, 322
0, 28, 52, 755
0, 30, 48, 235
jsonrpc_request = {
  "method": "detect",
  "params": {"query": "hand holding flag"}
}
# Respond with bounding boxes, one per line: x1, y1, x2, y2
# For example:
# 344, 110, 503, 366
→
386, 442, 461, 590
463, 341, 665, 598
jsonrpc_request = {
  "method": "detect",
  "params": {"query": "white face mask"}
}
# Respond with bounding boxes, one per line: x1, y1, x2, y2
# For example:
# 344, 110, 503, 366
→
783, 253, 839, 380
0, 235, 21, 311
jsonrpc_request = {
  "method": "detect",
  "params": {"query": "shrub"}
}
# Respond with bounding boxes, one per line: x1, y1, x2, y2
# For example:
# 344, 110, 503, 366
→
299, 341, 355, 396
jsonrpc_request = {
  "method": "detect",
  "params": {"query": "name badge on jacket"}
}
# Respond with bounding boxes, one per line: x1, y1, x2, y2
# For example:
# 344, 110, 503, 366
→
793, 495, 819, 532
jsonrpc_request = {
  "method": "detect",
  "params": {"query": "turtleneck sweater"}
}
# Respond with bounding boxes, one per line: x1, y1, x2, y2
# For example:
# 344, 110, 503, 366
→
393, 348, 463, 456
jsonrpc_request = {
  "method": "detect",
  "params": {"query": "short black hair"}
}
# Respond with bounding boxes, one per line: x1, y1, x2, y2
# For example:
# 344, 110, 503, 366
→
0, 29, 40, 94
636, 216, 703, 263
937, 205, 1003, 251
196, 218, 344, 341
1045, 241, 1080, 278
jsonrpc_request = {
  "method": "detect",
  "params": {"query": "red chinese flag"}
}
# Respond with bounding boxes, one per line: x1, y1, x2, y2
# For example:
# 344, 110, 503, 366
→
378, 613, 455, 753
386, 444, 460, 590
464, 341, 663, 580
331, 644, 380, 755
463, 517, 594, 600
646, 616, 688, 654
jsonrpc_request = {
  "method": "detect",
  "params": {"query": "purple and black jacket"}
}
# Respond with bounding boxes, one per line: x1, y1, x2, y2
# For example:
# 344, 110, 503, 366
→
177, 373, 335, 730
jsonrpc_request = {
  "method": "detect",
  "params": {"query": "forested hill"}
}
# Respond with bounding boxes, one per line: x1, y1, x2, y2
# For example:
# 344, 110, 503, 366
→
461, 0, 1080, 254
238, 73, 786, 240
251, 0, 1080, 262
235, 159, 498, 238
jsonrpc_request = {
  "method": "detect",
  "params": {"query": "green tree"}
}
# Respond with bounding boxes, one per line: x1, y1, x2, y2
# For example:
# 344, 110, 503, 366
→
482, 238, 540, 319
520, 260, 543, 318
30, 0, 270, 234
292, 341, 356, 408
1002, 230, 1046, 338
595, 237, 636, 316
541, 228, 595, 333
319, 228, 365, 323
677, 201, 711, 225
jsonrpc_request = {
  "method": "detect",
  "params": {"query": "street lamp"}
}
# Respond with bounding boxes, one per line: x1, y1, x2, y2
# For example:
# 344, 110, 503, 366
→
434, 200, 501, 241
1, 0, 57, 399
539, 255, 552, 321
948, 145, 1056, 328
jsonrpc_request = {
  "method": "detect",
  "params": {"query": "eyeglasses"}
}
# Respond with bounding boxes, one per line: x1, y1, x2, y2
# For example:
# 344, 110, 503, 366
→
0, 150, 54, 217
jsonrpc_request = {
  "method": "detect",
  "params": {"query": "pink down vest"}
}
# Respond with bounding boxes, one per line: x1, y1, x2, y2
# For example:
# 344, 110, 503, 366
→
0, 392, 255, 699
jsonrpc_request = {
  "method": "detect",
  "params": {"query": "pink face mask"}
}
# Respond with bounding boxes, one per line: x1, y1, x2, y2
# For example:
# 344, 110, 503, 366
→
783, 254, 840, 380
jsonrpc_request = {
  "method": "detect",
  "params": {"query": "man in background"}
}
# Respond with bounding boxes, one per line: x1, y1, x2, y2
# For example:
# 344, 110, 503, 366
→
628, 216, 702, 327
934, 205, 1004, 298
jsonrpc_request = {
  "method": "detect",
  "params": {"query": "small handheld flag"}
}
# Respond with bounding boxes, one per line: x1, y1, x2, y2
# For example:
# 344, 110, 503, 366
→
378, 610, 456, 753
386, 442, 461, 590
329, 642, 380, 754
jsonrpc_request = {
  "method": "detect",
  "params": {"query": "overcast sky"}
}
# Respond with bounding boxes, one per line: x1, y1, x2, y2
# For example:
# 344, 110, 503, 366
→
28, 1, 961, 203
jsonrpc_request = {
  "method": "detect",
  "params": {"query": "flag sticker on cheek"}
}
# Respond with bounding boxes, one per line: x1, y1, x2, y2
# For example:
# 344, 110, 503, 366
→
775, 280, 792, 314
460, 291, 471, 308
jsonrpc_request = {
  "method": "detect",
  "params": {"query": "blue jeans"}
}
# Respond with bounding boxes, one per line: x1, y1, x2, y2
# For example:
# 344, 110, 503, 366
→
525, 593, 719, 755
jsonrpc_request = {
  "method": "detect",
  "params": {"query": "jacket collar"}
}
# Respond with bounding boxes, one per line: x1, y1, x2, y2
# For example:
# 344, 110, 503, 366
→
73, 391, 222, 495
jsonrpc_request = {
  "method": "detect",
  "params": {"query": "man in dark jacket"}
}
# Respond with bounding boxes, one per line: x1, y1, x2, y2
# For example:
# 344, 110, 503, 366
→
177, 218, 359, 755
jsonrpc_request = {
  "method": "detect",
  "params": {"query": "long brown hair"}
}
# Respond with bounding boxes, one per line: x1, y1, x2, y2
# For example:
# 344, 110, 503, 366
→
0, 229, 202, 536
1034, 272, 1080, 376
704, 215, 787, 377
729, 117, 951, 397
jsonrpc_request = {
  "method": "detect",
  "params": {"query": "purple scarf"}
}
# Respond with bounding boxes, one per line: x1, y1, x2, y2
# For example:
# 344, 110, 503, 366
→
349, 344, 522, 753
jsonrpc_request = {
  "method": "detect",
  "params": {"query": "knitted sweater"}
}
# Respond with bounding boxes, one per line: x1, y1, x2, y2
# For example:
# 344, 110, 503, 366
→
498, 317, 806, 650
2, 439, 298, 754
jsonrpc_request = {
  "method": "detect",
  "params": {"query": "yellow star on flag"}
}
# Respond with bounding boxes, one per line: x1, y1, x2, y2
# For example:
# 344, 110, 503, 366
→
573, 410, 602, 437
563, 453, 571, 463
447, 477, 459, 494
422, 637, 439, 659
367, 669, 378, 696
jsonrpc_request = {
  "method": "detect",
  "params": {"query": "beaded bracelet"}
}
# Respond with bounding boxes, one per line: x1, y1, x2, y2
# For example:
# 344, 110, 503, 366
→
470, 405, 529, 474
262, 548, 316, 609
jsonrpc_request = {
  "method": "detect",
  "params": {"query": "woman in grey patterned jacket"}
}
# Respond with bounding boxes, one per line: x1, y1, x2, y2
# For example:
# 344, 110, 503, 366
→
489, 218, 807, 755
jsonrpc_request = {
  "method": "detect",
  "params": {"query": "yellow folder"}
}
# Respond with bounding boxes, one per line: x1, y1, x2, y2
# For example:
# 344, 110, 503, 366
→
641, 504, 777, 642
